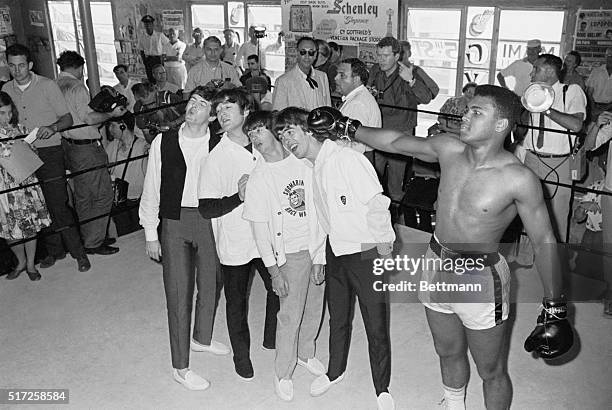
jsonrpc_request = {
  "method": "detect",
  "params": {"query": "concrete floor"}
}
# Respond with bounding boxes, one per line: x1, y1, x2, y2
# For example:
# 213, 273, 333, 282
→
1, 227, 611, 410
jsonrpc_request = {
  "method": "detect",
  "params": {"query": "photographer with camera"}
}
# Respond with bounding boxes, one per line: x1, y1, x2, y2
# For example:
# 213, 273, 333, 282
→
57, 51, 126, 257
133, 82, 183, 144
236, 26, 267, 72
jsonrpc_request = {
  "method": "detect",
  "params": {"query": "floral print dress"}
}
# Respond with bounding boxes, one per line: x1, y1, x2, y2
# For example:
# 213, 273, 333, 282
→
0, 124, 51, 240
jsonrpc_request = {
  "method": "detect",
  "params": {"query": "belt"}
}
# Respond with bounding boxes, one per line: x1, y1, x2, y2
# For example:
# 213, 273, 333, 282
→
64, 138, 101, 145
529, 150, 569, 159
429, 235, 500, 267
594, 101, 612, 106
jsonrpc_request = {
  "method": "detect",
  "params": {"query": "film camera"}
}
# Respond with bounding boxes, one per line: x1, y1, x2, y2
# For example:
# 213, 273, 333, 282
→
89, 86, 128, 113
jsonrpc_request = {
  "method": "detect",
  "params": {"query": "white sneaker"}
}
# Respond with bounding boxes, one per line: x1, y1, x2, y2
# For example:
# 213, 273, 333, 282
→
191, 339, 230, 355
310, 372, 345, 396
274, 376, 294, 401
297, 357, 326, 376
377, 392, 395, 410
172, 369, 210, 391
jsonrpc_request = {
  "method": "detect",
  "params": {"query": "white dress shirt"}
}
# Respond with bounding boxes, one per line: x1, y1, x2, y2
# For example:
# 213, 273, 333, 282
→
272, 65, 331, 111
340, 84, 382, 153
586, 64, 612, 103
139, 124, 211, 242
138, 31, 169, 56
522, 82, 587, 155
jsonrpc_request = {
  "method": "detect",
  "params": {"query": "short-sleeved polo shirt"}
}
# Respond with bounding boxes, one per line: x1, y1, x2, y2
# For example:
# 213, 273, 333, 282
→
2, 73, 70, 148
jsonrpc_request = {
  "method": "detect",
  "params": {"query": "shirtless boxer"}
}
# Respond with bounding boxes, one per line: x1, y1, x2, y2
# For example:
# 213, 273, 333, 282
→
307, 85, 575, 410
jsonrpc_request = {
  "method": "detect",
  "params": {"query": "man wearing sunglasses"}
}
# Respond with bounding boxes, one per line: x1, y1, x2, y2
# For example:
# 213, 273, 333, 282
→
272, 36, 331, 111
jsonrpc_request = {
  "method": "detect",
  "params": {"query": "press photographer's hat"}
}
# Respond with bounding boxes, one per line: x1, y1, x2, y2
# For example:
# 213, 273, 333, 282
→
527, 39, 541, 48
141, 15, 155, 23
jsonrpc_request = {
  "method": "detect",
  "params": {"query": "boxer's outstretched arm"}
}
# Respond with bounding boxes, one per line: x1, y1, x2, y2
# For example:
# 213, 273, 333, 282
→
513, 166, 565, 299
354, 126, 439, 162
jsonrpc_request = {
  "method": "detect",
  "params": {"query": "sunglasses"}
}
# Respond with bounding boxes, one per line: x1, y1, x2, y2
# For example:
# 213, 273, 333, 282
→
299, 49, 317, 56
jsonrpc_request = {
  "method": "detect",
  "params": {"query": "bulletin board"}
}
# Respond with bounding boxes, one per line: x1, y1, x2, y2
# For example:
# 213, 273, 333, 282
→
573, 9, 612, 75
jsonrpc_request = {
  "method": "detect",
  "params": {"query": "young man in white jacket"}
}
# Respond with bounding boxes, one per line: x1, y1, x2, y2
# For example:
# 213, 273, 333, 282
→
241, 111, 326, 401
276, 107, 396, 410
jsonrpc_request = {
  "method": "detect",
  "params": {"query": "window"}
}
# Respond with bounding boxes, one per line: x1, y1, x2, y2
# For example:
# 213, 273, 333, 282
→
406, 8, 462, 136
246, 4, 283, 83
190, 2, 284, 83
48, 0, 117, 85
191, 4, 225, 43
495, 10, 565, 83
402, 7, 566, 136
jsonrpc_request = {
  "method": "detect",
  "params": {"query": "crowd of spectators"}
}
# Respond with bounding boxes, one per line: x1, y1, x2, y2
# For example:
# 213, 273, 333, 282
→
1, 12, 611, 320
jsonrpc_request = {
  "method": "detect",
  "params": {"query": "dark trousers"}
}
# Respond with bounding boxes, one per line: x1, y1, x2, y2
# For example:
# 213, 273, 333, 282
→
222, 258, 279, 365
35, 145, 85, 259
161, 209, 222, 369
325, 241, 391, 396
144, 55, 163, 83
62, 140, 113, 248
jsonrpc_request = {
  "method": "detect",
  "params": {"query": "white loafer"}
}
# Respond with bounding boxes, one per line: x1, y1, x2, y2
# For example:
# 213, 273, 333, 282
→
274, 376, 294, 401
297, 357, 326, 376
310, 372, 345, 396
191, 339, 230, 355
172, 369, 210, 391
377, 392, 395, 410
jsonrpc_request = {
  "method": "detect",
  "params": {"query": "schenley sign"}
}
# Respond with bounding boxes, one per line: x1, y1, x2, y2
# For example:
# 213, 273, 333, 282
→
326, 0, 379, 18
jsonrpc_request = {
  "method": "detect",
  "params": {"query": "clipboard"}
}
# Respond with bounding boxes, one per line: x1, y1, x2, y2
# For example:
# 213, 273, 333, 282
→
0, 140, 43, 184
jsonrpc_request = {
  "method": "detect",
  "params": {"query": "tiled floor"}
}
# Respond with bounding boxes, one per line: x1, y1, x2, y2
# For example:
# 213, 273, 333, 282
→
1, 227, 610, 409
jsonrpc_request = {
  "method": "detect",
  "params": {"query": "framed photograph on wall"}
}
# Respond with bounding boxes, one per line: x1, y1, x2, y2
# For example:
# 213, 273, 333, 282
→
289, 5, 312, 33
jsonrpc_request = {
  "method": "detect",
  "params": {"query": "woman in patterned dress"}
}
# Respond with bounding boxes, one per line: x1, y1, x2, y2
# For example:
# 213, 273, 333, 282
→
436, 82, 478, 135
0, 91, 51, 281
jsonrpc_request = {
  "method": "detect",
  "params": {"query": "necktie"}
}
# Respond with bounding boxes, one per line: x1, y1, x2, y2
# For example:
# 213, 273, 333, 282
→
536, 113, 545, 149
312, 172, 331, 234
306, 70, 318, 89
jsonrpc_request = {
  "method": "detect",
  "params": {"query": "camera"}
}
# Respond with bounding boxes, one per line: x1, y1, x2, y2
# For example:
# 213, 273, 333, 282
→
89, 86, 128, 113
254, 26, 266, 39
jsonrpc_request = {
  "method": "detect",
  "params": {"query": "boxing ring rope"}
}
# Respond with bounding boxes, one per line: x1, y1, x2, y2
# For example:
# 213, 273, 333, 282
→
1, 96, 610, 259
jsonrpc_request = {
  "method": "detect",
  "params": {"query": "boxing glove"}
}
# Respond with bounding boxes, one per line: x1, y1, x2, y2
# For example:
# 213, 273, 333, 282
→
524, 296, 574, 359
307, 106, 361, 141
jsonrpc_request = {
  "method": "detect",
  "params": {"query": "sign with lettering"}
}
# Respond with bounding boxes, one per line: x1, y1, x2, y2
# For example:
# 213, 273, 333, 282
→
496, 41, 558, 70
282, 0, 397, 68
573, 9, 612, 75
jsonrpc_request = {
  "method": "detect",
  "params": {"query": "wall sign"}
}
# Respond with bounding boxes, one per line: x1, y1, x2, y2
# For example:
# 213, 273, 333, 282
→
281, 0, 398, 68
573, 9, 612, 75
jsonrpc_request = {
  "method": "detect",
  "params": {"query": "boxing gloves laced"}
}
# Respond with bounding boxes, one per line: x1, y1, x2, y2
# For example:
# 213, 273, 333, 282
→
524, 296, 574, 359
307, 106, 362, 142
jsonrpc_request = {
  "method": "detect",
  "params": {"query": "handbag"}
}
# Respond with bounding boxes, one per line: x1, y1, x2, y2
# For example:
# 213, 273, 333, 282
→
112, 138, 136, 207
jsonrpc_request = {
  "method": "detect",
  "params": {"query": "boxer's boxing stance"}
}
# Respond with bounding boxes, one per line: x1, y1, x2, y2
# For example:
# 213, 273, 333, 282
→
308, 85, 574, 410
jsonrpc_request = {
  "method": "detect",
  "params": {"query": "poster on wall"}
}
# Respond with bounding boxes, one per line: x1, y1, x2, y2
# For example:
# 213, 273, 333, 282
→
29, 10, 45, 28
573, 9, 612, 75
281, 0, 398, 68
0, 7, 13, 36
162, 10, 184, 37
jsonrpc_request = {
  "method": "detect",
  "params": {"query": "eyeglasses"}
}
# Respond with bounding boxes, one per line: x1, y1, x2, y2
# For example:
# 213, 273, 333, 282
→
299, 49, 317, 56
